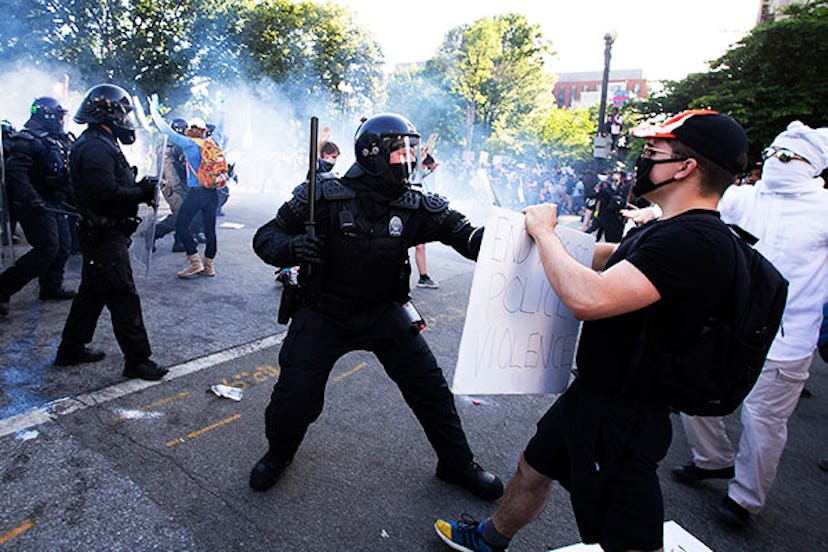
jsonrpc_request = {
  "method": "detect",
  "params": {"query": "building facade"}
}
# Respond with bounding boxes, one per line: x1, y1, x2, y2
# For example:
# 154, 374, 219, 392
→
553, 69, 647, 109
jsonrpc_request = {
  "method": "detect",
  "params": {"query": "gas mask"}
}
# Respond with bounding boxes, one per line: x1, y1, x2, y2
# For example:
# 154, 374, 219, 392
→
113, 125, 136, 145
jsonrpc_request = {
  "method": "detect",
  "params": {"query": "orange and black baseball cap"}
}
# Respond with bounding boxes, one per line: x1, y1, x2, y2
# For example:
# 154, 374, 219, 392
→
631, 109, 748, 173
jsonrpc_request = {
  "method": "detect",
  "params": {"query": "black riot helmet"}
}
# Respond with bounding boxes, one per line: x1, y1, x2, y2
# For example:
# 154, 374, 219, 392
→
29, 97, 68, 134
171, 118, 188, 135
74, 84, 137, 144
354, 113, 421, 180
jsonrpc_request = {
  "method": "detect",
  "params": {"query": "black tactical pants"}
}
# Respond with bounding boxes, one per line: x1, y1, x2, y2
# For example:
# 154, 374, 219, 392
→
0, 205, 71, 296
60, 228, 151, 362
264, 302, 474, 470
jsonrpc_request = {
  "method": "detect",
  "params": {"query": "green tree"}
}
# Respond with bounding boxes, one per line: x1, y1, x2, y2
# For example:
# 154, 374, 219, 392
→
632, 0, 828, 161
431, 14, 554, 151
522, 106, 596, 168
382, 64, 465, 153
4, 0, 197, 96
242, 0, 383, 111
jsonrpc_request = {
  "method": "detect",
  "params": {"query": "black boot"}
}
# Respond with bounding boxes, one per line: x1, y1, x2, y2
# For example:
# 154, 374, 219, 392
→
671, 462, 735, 483
54, 345, 106, 366
123, 359, 168, 381
436, 461, 504, 501
249, 452, 292, 491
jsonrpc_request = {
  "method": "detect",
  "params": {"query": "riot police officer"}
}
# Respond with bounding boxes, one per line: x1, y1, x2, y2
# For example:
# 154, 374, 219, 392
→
0, 97, 76, 317
250, 113, 502, 500
54, 84, 167, 381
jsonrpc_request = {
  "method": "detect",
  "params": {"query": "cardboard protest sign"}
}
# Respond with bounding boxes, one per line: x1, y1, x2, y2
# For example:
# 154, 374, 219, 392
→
453, 207, 594, 395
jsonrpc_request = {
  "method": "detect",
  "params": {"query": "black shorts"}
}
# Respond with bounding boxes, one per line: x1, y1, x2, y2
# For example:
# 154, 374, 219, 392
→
523, 380, 672, 552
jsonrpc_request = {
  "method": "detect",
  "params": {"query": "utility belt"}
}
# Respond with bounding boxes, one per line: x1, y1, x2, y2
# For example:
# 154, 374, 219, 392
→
302, 290, 364, 320
79, 213, 141, 234
77, 214, 141, 244
278, 284, 395, 323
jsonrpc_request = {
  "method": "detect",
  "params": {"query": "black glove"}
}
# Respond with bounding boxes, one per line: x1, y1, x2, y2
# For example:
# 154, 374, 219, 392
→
289, 233, 324, 264
137, 177, 158, 205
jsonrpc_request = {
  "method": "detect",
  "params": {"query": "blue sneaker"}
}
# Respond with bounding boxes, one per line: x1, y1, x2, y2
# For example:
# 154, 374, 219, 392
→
434, 515, 505, 552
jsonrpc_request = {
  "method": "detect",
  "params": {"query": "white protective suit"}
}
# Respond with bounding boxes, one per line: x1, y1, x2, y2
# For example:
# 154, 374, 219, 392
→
681, 121, 828, 514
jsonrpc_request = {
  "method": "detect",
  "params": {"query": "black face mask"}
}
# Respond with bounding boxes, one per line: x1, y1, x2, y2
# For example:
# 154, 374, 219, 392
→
632, 155, 687, 197
388, 162, 413, 186
319, 159, 335, 173
113, 126, 136, 145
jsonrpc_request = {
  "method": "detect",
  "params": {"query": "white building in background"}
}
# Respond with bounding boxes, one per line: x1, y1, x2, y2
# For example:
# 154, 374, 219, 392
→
758, 0, 810, 22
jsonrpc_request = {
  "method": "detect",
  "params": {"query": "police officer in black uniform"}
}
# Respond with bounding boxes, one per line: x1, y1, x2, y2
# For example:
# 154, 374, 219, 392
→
249, 113, 502, 500
153, 117, 191, 251
53, 84, 167, 381
0, 97, 76, 317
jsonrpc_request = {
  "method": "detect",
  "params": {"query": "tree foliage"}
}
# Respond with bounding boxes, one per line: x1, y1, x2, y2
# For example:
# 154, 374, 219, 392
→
242, 0, 382, 109
0, 0, 384, 110
430, 14, 554, 151
382, 65, 465, 153
632, 0, 828, 161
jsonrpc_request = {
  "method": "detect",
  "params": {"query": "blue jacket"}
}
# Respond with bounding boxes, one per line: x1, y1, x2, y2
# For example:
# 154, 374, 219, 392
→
154, 117, 204, 189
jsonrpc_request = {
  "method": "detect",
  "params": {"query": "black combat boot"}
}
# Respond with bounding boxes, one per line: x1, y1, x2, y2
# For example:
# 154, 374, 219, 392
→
436, 460, 504, 501
249, 452, 293, 491
54, 345, 106, 366
123, 359, 168, 381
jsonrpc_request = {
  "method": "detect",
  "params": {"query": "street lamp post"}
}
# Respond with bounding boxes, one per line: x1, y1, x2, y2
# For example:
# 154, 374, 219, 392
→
597, 31, 616, 140
593, 31, 617, 168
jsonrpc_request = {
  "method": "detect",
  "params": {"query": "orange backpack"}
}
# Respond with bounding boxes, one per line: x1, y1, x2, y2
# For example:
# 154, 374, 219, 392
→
187, 137, 229, 188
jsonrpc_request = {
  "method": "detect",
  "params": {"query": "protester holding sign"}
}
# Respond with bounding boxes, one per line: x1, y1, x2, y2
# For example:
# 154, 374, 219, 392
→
435, 110, 751, 552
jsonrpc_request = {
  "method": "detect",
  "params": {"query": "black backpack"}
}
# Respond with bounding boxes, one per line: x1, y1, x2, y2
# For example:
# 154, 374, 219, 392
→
630, 214, 788, 416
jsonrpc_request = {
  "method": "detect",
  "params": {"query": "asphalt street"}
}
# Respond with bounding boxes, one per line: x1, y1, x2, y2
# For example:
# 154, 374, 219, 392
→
1, 194, 826, 551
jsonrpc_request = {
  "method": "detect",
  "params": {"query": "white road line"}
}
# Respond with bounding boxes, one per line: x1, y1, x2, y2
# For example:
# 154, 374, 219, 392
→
0, 332, 286, 438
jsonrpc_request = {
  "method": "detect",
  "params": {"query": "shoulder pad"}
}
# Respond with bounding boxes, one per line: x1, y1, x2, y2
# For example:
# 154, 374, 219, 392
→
422, 192, 449, 213
389, 189, 421, 210
290, 181, 323, 204
13, 130, 36, 141
321, 177, 355, 200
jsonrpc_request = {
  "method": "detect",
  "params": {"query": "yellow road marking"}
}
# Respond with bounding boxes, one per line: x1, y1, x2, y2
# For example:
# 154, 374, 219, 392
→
165, 414, 242, 447
115, 391, 190, 421
0, 519, 37, 544
332, 362, 368, 382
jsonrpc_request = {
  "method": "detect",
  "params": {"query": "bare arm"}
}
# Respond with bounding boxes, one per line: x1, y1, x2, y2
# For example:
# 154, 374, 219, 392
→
592, 243, 618, 271
523, 204, 660, 320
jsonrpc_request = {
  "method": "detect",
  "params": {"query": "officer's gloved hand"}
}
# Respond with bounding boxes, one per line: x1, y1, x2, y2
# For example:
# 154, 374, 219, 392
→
289, 233, 324, 264
137, 177, 158, 206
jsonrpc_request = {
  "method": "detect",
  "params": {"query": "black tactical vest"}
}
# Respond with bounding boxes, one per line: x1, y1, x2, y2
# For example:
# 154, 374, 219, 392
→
16, 128, 71, 202
315, 178, 415, 306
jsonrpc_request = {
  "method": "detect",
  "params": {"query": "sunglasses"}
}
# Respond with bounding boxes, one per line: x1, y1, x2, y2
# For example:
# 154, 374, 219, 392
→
642, 145, 684, 159
761, 146, 811, 165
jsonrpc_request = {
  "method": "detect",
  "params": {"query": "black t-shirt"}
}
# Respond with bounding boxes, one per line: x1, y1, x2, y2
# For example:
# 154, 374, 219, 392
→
575, 209, 737, 402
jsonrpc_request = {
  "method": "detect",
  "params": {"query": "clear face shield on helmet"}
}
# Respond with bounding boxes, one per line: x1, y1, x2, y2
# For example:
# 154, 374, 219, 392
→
111, 108, 139, 144
387, 135, 423, 187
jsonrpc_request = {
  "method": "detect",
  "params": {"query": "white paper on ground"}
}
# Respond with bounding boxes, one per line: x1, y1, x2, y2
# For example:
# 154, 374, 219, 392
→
547, 520, 714, 552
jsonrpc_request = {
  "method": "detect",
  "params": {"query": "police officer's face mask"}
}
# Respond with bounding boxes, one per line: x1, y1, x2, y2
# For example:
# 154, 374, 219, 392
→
113, 126, 136, 145
387, 138, 422, 186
